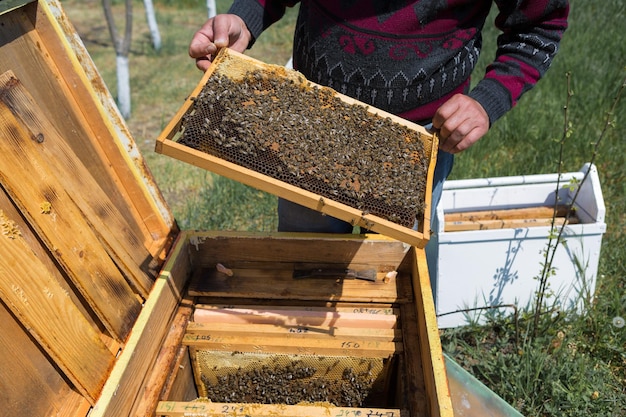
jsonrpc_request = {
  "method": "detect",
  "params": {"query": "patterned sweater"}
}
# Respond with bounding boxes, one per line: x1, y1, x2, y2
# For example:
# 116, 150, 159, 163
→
229, 0, 569, 125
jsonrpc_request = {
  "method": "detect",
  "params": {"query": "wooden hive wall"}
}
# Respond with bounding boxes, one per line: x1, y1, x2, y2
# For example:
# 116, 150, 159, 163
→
0, 0, 177, 414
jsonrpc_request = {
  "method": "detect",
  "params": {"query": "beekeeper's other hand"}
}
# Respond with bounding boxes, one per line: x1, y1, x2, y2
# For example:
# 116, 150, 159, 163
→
189, 14, 252, 71
433, 94, 490, 154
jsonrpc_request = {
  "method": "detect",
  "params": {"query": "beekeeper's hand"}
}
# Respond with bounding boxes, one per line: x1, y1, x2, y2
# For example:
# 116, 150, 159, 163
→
189, 14, 252, 72
432, 94, 490, 154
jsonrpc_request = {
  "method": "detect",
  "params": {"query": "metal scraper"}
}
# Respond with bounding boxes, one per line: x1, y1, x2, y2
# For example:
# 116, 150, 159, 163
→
292, 268, 377, 282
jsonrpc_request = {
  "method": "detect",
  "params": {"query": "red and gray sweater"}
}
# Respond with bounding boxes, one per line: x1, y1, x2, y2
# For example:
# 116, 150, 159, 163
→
229, 0, 569, 125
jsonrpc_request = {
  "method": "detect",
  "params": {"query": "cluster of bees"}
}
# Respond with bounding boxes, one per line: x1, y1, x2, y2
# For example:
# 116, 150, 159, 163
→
179, 70, 429, 227
0, 210, 21, 240
200, 358, 381, 407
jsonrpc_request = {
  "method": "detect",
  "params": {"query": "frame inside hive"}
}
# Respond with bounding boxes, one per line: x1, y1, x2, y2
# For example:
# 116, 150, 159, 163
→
156, 48, 438, 248
186, 304, 402, 409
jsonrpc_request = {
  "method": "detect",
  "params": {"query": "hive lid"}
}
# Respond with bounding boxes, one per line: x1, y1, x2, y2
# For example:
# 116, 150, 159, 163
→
0, 0, 177, 410
156, 48, 438, 248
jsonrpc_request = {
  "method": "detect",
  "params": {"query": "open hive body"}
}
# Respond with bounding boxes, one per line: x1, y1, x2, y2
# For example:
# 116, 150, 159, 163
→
0, 1, 452, 416
155, 232, 451, 417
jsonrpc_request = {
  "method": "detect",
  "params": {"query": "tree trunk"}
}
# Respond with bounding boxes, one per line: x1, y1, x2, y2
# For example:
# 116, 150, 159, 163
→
102, 0, 133, 119
207, 0, 216, 18
116, 55, 131, 118
143, 0, 161, 51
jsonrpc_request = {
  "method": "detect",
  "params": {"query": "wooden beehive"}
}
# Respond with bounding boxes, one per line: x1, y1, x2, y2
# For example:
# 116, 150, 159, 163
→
0, 1, 452, 416
156, 48, 438, 248
151, 231, 452, 417
0, 0, 177, 414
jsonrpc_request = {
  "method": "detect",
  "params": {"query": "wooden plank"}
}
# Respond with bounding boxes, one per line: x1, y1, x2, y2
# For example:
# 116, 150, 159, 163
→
40, 0, 176, 243
133, 301, 194, 417
156, 401, 408, 417
156, 48, 438, 248
195, 304, 398, 317
196, 303, 397, 315
0, 176, 109, 333
189, 267, 411, 303
90, 232, 191, 417
186, 321, 401, 340
398, 303, 428, 416
0, 208, 114, 403
193, 307, 398, 329
0, 84, 141, 341
444, 205, 572, 222
0, 0, 169, 264
194, 297, 397, 311
0, 300, 92, 416
53, 392, 93, 417
410, 248, 454, 417
185, 231, 410, 268
0, 70, 154, 296
162, 346, 198, 403
183, 333, 400, 358
444, 216, 578, 232
188, 304, 401, 364
2, 0, 176, 261
0, 3, 101, 177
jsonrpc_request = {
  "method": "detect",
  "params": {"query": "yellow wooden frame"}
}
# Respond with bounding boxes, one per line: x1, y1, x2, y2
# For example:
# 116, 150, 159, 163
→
156, 49, 438, 248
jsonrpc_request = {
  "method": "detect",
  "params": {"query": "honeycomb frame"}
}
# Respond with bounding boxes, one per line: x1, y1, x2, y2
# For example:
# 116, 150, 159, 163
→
156, 48, 438, 247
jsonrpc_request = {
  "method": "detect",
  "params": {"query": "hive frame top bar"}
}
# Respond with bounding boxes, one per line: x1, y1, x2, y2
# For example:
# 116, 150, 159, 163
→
156, 48, 438, 248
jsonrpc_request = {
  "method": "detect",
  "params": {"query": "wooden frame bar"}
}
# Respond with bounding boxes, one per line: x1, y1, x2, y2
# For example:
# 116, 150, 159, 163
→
186, 321, 402, 340
157, 402, 409, 417
90, 233, 191, 417
444, 205, 578, 231
193, 306, 399, 329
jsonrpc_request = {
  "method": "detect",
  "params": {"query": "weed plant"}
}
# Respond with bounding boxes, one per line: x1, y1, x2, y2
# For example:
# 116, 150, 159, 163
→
63, 0, 625, 415
442, 73, 625, 416
443, 310, 624, 416
439, 2, 625, 414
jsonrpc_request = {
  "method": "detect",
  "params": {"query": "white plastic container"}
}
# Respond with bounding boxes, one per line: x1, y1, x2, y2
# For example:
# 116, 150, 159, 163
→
430, 164, 606, 328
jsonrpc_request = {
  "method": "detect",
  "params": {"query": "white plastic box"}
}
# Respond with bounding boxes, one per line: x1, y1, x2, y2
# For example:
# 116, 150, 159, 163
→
430, 164, 606, 328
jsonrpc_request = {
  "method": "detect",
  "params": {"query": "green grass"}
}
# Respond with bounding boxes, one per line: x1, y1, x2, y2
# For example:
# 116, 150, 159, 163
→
63, 0, 625, 415
444, 2, 626, 415
443, 312, 625, 416
65, 0, 298, 230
